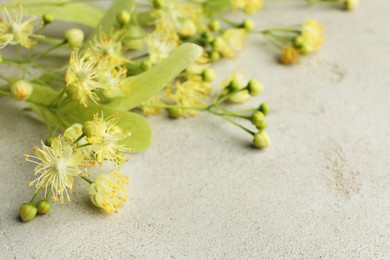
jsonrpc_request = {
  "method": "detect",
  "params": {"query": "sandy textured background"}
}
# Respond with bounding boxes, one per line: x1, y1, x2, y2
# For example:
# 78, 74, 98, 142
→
1, 1, 390, 259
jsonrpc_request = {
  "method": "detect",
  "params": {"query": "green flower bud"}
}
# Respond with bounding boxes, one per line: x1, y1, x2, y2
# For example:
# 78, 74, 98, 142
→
229, 78, 241, 91
251, 111, 267, 130
153, 0, 164, 9
294, 36, 304, 48
36, 199, 51, 214
202, 68, 216, 82
19, 203, 37, 222
259, 103, 270, 116
208, 20, 221, 32
167, 108, 182, 119
212, 37, 225, 50
116, 10, 131, 25
201, 31, 214, 43
241, 18, 255, 32
140, 60, 152, 71
210, 51, 220, 62
44, 137, 53, 146
82, 121, 97, 137
343, 0, 358, 11
65, 28, 84, 48
247, 79, 264, 96
43, 13, 54, 24
10, 80, 33, 100
253, 131, 270, 149
179, 20, 197, 38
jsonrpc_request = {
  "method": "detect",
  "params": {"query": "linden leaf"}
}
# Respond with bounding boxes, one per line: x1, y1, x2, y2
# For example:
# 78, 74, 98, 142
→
4, 0, 104, 27
107, 43, 203, 111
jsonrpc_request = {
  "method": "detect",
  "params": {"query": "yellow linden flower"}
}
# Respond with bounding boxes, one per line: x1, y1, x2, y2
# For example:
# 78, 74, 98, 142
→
231, 0, 263, 14
100, 66, 129, 98
168, 79, 211, 117
280, 45, 300, 64
25, 136, 85, 204
89, 30, 129, 67
221, 71, 251, 104
145, 30, 177, 64
140, 96, 163, 116
83, 113, 131, 166
64, 123, 92, 157
0, 6, 43, 49
65, 49, 104, 107
88, 171, 129, 214
214, 29, 247, 59
295, 19, 324, 55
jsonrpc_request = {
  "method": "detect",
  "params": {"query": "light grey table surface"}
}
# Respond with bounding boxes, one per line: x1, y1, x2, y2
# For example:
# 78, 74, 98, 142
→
1, 1, 390, 259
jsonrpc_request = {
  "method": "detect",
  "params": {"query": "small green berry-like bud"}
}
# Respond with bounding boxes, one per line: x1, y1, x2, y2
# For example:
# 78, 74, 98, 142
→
229, 78, 241, 91
36, 199, 51, 214
82, 121, 96, 137
201, 31, 214, 43
10, 80, 33, 100
208, 20, 221, 32
116, 10, 131, 25
202, 68, 216, 82
43, 13, 54, 24
241, 18, 255, 32
259, 103, 270, 116
44, 137, 53, 146
153, 0, 164, 9
253, 131, 270, 149
65, 28, 84, 48
344, 0, 358, 11
19, 203, 37, 222
167, 108, 182, 119
247, 79, 264, 96
210, 51, 220, 62
251, 111, 267, 130
140, 60, 152, 71
212, 37, 225, 50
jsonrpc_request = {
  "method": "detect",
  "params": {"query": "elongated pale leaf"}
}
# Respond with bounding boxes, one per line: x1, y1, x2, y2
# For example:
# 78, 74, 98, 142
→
5, 0, 104, 27
203, 0, 231, 14
107, 43, 203, 111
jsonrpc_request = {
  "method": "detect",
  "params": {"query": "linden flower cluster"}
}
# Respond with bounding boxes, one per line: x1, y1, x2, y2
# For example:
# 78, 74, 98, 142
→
20, 113, 131, 222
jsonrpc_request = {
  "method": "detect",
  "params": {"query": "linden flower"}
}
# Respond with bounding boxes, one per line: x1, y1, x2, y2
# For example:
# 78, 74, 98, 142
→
221, 71, 251, 104
280, 45, 300, 64
88, 172, 129, 214
25, 136, 84, 203
214, 29, 247, 59
232, 0, 263, 14
145, 31, 177, 64
295, 19, 324, 55
0, 6, 43, 49
64, 123, 92, 157
100, 66, 129, 98
89, 30, 129, 66
83, 113, 131, 166
65, 49, 104, 107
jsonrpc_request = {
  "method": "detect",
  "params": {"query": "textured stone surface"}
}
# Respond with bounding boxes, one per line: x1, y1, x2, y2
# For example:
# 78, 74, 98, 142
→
1, 1, 390, 259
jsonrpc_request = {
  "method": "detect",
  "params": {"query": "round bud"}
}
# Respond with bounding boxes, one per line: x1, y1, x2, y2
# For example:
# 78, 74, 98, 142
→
153, 0, 164, 9
82, 121, 97, 137
19, 203, 37, 222
65, 28, 84, 48
212, 37, 225, 50
344, 0, 358, 11
36, 199, 51, 214
251, 111, 267, 130
65, 83, 82, 101
10, 80, 33, 100
253, 131, 270, 149
44, 137, 53, 146
229, 78, 241, 92
179, 20, 197, 38
167, 108, 182, 119
259, 103, 270, 116
202, 68, 216, 82
43, 13, 54, 24
140, 60, 152, 71
294, 36, 304, 48
116, 10, 131, 25
201, 31, 214, 43
210, 51, 220, 62
208, 20, 221, 32
241, 18, 255, 32
247, 79, 264, 96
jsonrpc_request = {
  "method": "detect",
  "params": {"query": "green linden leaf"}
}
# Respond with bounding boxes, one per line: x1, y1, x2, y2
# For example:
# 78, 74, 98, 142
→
203, 0, 231, 15
4, 0, 104, 27
107, 43, 203, 111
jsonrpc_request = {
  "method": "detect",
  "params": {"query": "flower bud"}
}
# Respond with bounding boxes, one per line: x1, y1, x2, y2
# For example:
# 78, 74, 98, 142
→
116, 10, 131, 25
36, 199, 51, 214
229, 78, 241, 91
82, 121, 97, 137
344, 0, 358, 11
10, 80, 33, 100
167, 108, 182, 119
202, 68, 216, 82
153, 0, 164, 9
259, 103, 270, 116
19, 203, 37, 222
65, 83, 82, 101
210, 51, 220, 62
208, 20, 221, 32
253, 131, 270, 149
212, 37, 225, 50
241, 18, 255, 32
140, 60, 152, 71
44, 137, 53, 146
280, 45, 300, 65
201, 31, 214, 43
251, 111, 267, 130
179, 20, 197, 38
247, 79, 264, 96
43, 13, 54, 24
65, 28, 84, 48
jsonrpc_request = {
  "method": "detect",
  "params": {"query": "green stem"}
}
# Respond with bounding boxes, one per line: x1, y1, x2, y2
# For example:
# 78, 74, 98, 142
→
219, 115, 255, 135
31, 41, 66, 61
81, 176, 93, 184
30, 189, 41, 204
0, 90, 11, 96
